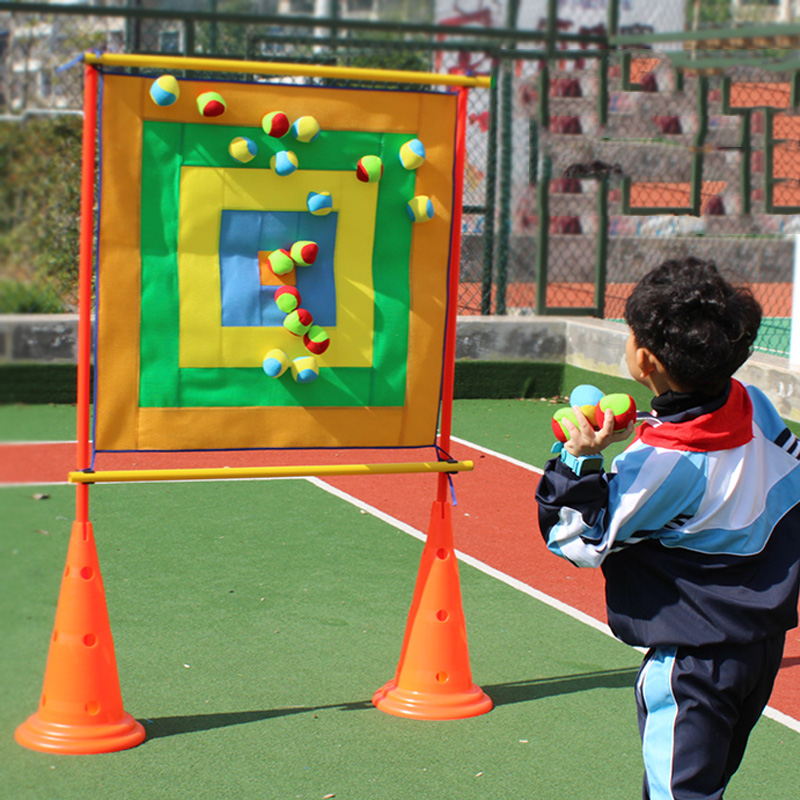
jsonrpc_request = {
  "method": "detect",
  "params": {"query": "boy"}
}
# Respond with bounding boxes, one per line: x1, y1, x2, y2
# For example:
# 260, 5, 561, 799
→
535, 257, 800, 799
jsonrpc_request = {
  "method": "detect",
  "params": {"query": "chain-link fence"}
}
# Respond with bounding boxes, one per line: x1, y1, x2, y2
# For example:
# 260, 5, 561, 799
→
2, 1, 800, 358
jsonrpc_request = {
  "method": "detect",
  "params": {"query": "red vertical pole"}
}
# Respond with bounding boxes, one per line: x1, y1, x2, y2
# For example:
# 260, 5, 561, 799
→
437, 86, 469, 502
75, 63, 98, 523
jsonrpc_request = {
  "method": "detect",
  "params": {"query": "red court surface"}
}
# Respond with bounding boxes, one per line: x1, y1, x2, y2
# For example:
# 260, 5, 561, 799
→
3, 438, 799, 728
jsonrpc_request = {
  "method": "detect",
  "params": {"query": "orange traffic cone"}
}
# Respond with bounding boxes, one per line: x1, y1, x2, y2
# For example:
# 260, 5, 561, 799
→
15, 520, 145, 754
373, 499, 493, 720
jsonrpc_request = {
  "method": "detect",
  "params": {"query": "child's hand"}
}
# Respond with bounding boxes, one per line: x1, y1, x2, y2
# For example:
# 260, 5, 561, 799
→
561, 407, 635, 457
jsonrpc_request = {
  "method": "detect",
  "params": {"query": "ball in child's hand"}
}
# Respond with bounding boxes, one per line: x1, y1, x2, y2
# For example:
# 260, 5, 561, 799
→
552, 407, 580, 443
596, 393, 637, 432
569, 384, 605, 428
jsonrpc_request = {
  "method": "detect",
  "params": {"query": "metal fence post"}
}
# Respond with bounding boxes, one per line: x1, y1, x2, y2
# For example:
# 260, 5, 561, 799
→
481, 59, 500, 316
535, 155, 552, 316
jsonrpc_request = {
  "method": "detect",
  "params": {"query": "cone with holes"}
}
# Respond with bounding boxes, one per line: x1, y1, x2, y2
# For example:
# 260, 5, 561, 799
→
373, 499, 493, 719
15, 520, 145, 754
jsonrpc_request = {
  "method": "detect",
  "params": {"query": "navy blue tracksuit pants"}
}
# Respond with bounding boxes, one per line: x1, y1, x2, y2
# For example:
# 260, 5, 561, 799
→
635, 635, 785, 800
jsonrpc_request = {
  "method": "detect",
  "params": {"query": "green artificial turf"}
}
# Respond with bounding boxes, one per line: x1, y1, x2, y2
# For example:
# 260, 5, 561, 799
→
3, 390, 800, 799
3, 479, 797, 800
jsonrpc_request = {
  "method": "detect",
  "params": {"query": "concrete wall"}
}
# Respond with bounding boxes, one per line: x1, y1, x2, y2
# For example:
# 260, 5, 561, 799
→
3, 313, 800, 422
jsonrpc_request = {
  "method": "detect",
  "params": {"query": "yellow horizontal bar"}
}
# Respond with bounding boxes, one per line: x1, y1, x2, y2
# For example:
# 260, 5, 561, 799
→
84, 52, 491, 89
69, 460, 474, 484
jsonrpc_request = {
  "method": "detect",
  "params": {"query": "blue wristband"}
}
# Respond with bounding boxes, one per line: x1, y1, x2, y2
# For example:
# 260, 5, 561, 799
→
559, 448, 604, 477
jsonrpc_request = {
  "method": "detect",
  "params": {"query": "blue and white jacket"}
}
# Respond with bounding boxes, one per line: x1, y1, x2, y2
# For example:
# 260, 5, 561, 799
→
535, 380, 800, 648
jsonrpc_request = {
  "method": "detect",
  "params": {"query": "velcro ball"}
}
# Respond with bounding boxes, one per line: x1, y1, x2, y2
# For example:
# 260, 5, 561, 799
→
267, 249, 295, 276
307, 191, 333, 216
399, 138, 426, 170
356, 155, 383, 183
270, 150, 298, 176
284, 308, 314, 336
303, 325, 330, 355
149, 75, 179, 106
228, 136, 258, 163
569, 384, 605, 428
291, 115, 321, 143
552, 407, 580, 443
290, 240, 318, 266
262, 349, 290, 378
274, 285, 301, 313
596, 394, 637, 432
262, 111, 290, 138
196, 91, 226, 117
406, 195, 434, 223
291, 356, 319, 384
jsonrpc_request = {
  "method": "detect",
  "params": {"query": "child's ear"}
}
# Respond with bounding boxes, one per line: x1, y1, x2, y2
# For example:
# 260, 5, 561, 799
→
636, 347, 660, 378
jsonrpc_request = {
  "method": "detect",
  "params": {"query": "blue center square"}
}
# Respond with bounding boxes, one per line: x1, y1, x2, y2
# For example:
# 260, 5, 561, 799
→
219, 210, 337, 327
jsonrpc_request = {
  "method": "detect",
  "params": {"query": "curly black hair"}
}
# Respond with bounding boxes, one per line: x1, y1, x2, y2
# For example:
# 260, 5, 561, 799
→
624, 257, 763, 395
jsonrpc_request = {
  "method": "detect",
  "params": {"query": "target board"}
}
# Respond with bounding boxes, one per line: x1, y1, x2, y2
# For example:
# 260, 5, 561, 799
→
93, 73, 459, 452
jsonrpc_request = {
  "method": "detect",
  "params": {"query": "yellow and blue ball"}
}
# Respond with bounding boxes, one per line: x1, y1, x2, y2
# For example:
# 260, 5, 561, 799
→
356, 155, 383, 183
406, 195, 434, 223
270, 150, 298, 176
262, 349, 290, 378
291, 355, 319, 384
197, 91, 226, 117
228, 136, 258, 163
399, 138, 426, 170
149, 75, 179, 107
262, 110, 290, 138
291, 115, 321, 143
306, 191, 333, 216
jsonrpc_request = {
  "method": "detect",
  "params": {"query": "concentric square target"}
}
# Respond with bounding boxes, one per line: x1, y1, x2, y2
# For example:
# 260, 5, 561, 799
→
94, 73, 458, 451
